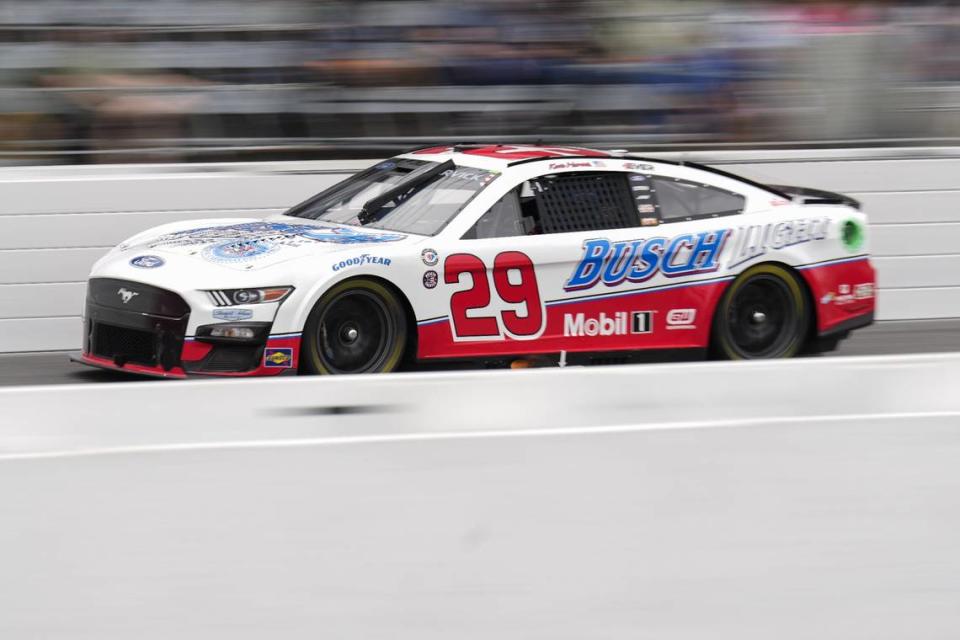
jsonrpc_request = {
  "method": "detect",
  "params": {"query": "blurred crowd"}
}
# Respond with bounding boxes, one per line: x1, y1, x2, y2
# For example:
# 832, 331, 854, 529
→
0, 0, 958, 164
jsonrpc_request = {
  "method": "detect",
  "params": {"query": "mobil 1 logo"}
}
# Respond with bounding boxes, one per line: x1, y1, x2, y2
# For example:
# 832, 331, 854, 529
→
563, 310, 652, 337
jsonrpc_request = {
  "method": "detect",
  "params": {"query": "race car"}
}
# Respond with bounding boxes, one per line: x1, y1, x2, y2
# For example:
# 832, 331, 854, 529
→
75, 144, 875, 378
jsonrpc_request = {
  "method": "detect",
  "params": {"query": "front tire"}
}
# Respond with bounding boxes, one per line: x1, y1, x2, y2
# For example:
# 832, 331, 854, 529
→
301, 278, 407, 375
712, 263, 809, 360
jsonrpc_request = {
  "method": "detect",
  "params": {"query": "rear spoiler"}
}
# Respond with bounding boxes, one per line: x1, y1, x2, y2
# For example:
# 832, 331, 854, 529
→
768, 184, 861, 210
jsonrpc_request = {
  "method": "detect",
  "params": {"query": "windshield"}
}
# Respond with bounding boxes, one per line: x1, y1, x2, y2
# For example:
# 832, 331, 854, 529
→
283, 158, 498, 236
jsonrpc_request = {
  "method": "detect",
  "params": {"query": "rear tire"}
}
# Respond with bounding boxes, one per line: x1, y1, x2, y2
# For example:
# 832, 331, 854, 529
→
712, 264, 809, 360
300, 278, 407, 375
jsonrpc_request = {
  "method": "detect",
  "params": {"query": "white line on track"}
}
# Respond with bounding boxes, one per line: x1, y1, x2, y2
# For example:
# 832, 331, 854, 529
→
1, 409, 958, 463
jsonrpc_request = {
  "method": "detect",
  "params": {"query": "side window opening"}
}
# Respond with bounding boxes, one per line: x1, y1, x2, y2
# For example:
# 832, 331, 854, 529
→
532, 172, 640, 234
518, 181, 540, 233
462, 189, 528, 240
464, 171, 643, 239
651, 176, 745, 222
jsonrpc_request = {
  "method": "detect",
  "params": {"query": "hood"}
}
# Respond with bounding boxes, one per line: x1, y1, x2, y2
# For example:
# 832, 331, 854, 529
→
121, 217, 416, 271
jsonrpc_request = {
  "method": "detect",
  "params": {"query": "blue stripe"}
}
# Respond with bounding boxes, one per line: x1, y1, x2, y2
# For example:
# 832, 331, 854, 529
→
796, 255, 869, 270
546, 276, 735, 308
185, 332, 302, 341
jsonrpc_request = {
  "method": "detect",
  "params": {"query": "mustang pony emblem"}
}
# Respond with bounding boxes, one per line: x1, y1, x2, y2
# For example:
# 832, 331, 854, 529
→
117, 288, 139, 304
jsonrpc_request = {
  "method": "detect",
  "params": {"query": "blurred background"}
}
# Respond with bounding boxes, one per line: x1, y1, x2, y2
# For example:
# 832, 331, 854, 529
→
0, 0, 957, 165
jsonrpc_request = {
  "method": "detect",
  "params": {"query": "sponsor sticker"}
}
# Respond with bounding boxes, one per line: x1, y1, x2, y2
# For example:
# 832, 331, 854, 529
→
442, 168, 499, 184
423, 270, 439, 289
264, 347, 293, 368
563, 311, 652, 337
841, 219, 865, 252
666, 308, 697, 330
130, 255, 164, 268
421, 248, 439, 266
565, 230, 730, 291
331, 254, 392, 272
213, 309, 254, 321
822, 282, 874, 306
727, 217, 830, 269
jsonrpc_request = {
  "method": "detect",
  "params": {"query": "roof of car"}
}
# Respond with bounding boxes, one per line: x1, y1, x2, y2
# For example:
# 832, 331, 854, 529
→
396, 143, 793, 200
402, 144, 614, 169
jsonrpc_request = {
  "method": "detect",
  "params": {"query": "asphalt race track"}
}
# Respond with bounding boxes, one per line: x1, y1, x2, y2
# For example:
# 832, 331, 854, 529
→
0, 319, 957, 387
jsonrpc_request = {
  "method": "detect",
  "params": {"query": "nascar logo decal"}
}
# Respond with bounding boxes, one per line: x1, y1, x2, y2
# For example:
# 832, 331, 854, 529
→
565, 230, 731, 291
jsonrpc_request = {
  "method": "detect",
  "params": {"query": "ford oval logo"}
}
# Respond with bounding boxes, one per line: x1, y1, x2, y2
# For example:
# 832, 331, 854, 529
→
130, 255, 164, 268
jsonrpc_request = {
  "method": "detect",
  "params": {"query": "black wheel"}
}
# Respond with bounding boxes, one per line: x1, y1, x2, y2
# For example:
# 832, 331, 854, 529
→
712, 264, 809, 360
301, 279, 407, 374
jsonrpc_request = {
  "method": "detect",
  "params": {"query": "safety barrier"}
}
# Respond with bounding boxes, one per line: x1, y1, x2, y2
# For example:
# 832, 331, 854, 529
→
1, 148, 957, 352
1, 354, 959, 637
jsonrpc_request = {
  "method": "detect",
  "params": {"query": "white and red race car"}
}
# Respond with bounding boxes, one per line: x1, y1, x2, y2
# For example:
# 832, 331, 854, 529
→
75, 144, 875, 378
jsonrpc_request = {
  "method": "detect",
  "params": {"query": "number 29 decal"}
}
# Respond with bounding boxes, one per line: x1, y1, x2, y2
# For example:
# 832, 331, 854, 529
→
444, 251, 545, 341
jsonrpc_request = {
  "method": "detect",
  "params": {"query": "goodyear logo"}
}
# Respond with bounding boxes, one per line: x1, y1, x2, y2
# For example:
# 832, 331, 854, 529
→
264, 347, 293, 368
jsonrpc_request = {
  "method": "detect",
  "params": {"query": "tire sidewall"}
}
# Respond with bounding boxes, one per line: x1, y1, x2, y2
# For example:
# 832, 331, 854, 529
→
713, 264, 809, 360
301, 278, 407, 374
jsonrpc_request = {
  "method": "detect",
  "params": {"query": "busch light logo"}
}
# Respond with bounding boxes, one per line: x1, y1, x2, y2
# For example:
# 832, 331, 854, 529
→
727, 218, 829, 269
565, 230, 731, 291
563, 311, 651, 337
130, 255, 164, 268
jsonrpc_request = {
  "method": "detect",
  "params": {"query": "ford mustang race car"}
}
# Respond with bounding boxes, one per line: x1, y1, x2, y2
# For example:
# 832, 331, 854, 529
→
74, 144, 875, 378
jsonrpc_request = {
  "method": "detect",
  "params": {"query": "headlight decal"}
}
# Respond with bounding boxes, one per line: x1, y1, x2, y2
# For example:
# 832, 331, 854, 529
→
206, 287, 294, 307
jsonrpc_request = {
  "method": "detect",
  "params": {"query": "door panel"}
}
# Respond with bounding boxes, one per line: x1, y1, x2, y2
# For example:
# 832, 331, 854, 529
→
417, 170, 740, 359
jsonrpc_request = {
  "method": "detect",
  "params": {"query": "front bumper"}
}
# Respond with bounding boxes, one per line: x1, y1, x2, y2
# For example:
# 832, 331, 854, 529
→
78, 277, 300, 378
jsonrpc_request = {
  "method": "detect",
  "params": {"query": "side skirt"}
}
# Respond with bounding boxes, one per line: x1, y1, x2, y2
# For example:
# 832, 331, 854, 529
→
413, 348, 708, 371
